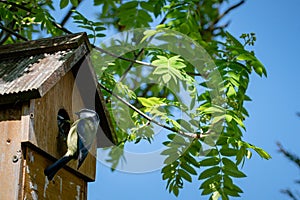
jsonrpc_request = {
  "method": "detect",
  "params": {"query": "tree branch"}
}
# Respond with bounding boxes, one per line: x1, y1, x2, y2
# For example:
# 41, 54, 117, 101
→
277, 142, 300, 168
51, 22, 73, 34
0, 24, 28, 41
280, 189, 298, 200
208, 0, 245, 31
0, 21, 16, 45
60, 0, 83, 26
92, 45, 203, 76
93, 44, 157, 65
119, 49, 145, 82
98, 82, 207, 139
0, 0, 31, 12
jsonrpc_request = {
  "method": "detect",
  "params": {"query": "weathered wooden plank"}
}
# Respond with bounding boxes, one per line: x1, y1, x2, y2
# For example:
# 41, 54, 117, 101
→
22, 146, 87, 200
0, 105, 23, 200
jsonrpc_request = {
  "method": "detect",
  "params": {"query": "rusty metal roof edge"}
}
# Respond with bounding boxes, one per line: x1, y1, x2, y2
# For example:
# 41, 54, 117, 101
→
37, 42, 90, 98
0, 89, 41, 106
0, 32, 89, 59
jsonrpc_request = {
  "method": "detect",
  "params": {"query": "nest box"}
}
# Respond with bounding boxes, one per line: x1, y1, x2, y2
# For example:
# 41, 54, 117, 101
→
0, 33, 117, 199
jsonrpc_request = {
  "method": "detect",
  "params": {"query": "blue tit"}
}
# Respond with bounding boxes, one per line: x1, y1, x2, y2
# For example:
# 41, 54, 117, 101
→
44, 109, 100, 181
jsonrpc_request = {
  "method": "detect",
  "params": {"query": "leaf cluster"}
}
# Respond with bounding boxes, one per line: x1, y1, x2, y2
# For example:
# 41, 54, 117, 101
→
0, 1, 272, 199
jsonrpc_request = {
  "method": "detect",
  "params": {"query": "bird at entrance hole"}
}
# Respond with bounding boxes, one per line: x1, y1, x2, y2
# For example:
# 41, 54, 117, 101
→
44, 109, 99, 181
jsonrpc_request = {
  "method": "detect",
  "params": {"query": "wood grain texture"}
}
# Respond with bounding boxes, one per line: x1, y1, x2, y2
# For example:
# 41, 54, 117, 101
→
22, 146, 87, 200
0, 105, 23, 200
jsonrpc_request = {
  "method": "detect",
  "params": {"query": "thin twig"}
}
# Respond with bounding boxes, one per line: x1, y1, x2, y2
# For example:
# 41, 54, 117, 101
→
51, 22, 72, 34
119, 49, 145, 82
208, 0, 245, 31
93, 45, 203, 76
93, 45, 156, 66
99, 82, 206, 139
0, 25, 28, 41
0, 0, 31, 12
277, 142, 300, 168
280, 189, 298, 200
60, 0, 83, 26
0, 21, 16, 45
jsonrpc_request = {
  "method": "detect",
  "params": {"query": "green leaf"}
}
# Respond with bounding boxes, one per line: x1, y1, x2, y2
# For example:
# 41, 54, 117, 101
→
161, 148, 178, 156
201, 105, 225, 114
225, 114, 233, 122
200, 157, 220, 166
119, 1, 138, 10
236, 53, 255, 62
198, 166, 220, 180
223, 187, 240, 197
60, 0, 69, 9
162, 162, 179, 174
220, 147, 238, 157
178, 169, 192, 182
252, 59, 267, 77
78, 25, 94, 31
201, 187, 215, 195
173, 186, 179, 196
254, 147, 272, 160
180, 162, 197, 175
162, 74, 171, 83
227, 85, 236, 97
205, 149, 219, 157
236, 146, 246, 165
167, 133, 186, 144
87, 34, 94, 38
222, 157, 237, 169
95, 26, 106, 31
222, 166, 246, 178
141, 30, 157, 43
140, 1, 154, 12
164, 153, 180, 164
138, 97, 165, 107
70, 0, 78, 6
223, 175, 243, 193
180, 23, 190, 34
199, 174, 222, 189
96, 33, 106, 38
226, 31, 244, 49
178, 119, 194, 132
232, 115, 245, 129
236, 53, 267, 77
152, 66, 168, 75
183, 153, 200, 168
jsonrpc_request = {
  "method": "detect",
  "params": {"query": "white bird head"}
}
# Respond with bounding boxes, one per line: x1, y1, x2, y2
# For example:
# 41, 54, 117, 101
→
75, 109, 99, 121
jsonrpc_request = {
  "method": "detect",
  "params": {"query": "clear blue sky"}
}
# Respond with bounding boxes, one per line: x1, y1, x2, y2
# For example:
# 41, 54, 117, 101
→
53, 0, 300, 199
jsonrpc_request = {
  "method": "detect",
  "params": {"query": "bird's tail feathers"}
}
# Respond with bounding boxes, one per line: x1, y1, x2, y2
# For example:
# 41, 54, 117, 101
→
44, 155, 73, 181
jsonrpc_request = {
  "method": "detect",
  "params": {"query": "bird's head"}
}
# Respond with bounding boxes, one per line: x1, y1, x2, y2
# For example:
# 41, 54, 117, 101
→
75, 109, 99, 120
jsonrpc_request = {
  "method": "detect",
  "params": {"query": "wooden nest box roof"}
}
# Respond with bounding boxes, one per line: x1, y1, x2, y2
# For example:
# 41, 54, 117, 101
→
0, 33, 117, 147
